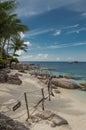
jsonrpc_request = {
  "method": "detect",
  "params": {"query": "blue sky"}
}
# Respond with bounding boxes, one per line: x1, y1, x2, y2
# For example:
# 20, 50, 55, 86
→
15, 0, 86, 61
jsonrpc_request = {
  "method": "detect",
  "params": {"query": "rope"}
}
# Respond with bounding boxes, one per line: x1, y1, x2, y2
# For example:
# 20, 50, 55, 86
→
0, 93, 24, 107
26, 89, 41, 94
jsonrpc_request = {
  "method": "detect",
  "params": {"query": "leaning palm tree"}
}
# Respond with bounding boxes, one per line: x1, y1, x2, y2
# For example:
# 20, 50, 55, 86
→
10, 37, 28, 56
5, 14, 28, 55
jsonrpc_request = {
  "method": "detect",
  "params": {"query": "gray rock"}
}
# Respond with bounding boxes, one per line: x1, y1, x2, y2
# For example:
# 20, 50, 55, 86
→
35, 110, 68, 127
7, 75, 22, 85
51, 78, 80, 89
51, 84, 57, 89
54, 89, 61, 94
64, 75, 75, 79
50, 114, 68, 126
80, 82, 86, 87
0, 113, 30, 130
0, 73, 8, 83
80, 87, 86, 91
35, 111, 54, 120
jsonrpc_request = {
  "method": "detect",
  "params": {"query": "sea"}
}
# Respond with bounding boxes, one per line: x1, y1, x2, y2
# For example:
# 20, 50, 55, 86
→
21, 61, 86, 102
21, 61, 86, 83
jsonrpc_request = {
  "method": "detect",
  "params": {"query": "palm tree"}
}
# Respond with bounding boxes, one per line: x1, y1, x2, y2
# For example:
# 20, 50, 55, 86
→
10, 37, 28, 56
0, 0, 28, 58
0, 0, 29, 68
5, 14, 28, 54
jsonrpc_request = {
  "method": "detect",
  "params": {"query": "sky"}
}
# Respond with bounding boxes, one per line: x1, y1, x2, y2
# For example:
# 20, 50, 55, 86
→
10, 0, 86, 61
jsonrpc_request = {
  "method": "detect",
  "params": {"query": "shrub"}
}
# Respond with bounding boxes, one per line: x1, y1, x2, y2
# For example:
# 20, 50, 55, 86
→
0, 55, 7, 68
10, 58, 19, 63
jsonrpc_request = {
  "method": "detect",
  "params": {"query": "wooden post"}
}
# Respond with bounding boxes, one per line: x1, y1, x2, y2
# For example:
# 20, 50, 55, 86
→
41, 88, 45, 110
48, 78, 51, 101
24, 92, 30, 121
49, 88, 51, 101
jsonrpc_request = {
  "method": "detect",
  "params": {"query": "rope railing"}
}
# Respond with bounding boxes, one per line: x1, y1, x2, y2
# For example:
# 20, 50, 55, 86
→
0, 79, 58, 122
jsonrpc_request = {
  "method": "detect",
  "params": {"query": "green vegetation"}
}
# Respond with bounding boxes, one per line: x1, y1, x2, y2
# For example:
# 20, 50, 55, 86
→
0, 0, 29, 68
10, 57, 19, 63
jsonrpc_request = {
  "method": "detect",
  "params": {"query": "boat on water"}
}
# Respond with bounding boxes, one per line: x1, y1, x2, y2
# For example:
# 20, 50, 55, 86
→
68, 61, 79, 64
73, 61, 78, 63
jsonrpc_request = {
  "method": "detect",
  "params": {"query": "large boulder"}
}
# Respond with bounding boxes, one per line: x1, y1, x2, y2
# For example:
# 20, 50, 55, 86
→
51, 78, 80, 89
35, 110, 68, 127
0, 69, 22, 85
50, 114, 68, 127
64, 75, 75, 79
0, 73, 8, 83
7, 74, 22, 85
79, 82, 86, 91
0, 70, 8, 83
0, 113, 30, 130
80, 82, 86, 87
35, 111, 54, 120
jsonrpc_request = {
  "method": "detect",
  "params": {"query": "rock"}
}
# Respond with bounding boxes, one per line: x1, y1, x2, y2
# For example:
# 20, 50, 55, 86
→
15, 73, 23, 77
80, 82, 86, 87
0, 113, 30, 130
35, 111, 68, 127
35, 111, 54, 120
50, 115, 68, 126
0, 69, 11, 83
0, 68, 11, 73
51, 75, 57, 78
59, 75, 63, 78
31, 116, 41, 123
78, 82, 86, 91
54, 89, 61, 94
7, 75, 22, 85
0, 70, 22, 85
0, 73, 8, 83
51, 84, 57, 89
51, 122, 56, 127
80, 87, 86, 91
51, 78, 80, 89
18, 70, 26, 73
64, 75, 75, 79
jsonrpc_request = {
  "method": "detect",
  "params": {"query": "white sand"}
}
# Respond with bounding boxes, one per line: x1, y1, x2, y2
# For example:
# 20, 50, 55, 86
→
0, 70, 86, 130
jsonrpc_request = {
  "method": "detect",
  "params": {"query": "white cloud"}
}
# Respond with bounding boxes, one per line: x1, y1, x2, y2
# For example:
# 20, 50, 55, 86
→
36, 53, 48, 60
15, 41, 32, 56
56, 57, 60, 61
26, 28, 54, 37
66, 27, 86, 34
16, 50, 24, 56
47, 42, 86, 49
19, 55, 33, 60
67, 57, 73, 61
62, 24, 79, 30
69, 0, 86, 13
18, 53, 48, 61
81, 12, 86, 18
20, 32, 25, 39
24, 41, 32, 46
16, 0, 82, 17
52, 24, 79, 36
54, 30, 61, 36
3, 0, 86, 17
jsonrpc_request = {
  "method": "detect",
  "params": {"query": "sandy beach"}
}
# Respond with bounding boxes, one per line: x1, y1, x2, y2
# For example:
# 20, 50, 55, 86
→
0, 70, 86, 130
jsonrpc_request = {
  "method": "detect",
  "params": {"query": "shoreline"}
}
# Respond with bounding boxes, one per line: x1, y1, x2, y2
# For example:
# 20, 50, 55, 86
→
0, 69, 86, 130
